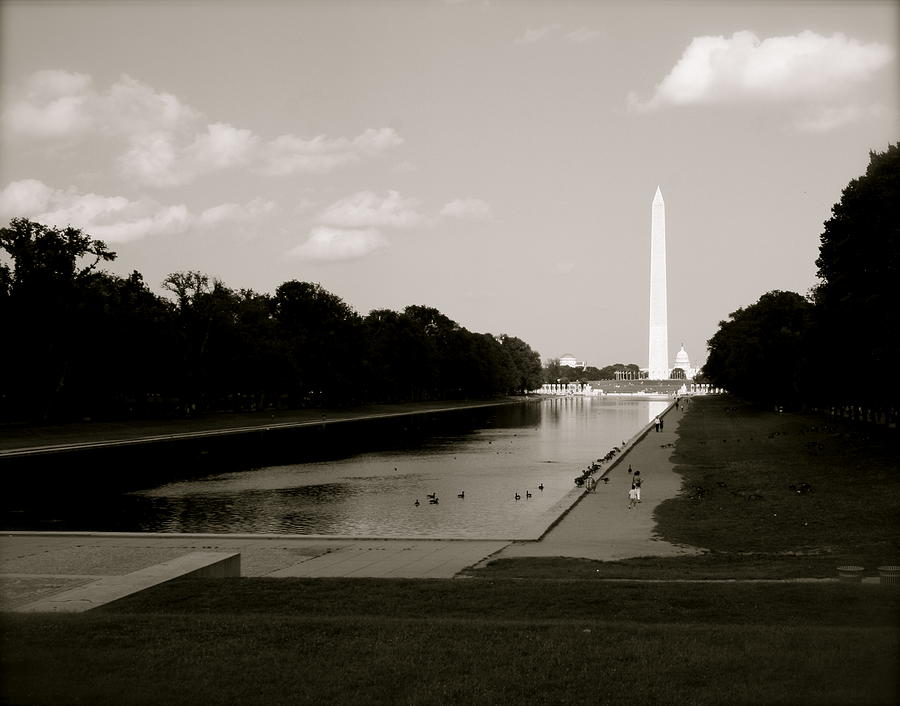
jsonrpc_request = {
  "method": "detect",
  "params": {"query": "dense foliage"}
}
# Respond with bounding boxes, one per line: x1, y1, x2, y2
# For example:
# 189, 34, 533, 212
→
701, 143, 899, 413
541, 359, 641, 383
0, 218, 542, 422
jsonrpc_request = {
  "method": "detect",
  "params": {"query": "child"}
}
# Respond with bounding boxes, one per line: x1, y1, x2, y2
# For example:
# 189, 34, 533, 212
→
633, 471, 642, 502
628, 483, 639, 509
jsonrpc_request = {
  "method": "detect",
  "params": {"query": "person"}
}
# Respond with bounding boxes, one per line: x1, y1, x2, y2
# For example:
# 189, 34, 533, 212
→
628, 483, 638, 509
660, 416, 664, 431
654, 416, 661, 432
633, 472, 642, 502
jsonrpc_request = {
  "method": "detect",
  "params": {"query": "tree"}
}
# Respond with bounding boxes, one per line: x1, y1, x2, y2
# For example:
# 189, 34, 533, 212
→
498, 335, 542, 393
702, 290, 814, 407
0, 219, 116, 420
812, 142, 900, 408
273, 281, 362, 405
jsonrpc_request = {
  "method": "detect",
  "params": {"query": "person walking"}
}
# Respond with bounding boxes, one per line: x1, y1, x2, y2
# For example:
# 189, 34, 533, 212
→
628, 483, 639, 509
654, 416, 661, 432
633, 471, 642, 503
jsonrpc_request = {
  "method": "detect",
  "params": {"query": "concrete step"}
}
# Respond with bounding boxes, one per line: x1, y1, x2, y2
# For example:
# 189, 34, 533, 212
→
14, 551, 240, 613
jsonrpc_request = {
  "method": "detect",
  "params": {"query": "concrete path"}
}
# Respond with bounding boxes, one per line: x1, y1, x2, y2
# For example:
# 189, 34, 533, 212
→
487, 402, 700, 563
0, 533, 512, 609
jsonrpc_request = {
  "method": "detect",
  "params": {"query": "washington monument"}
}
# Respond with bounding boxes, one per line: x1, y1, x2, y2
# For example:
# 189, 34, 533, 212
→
648, 186, 669, 380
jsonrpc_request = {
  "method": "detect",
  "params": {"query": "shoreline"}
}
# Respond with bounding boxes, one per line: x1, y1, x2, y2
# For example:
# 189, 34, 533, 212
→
0, 396, 541, 457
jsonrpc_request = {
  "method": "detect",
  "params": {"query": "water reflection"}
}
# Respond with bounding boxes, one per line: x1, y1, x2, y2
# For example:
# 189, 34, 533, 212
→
129, 397, 668, 538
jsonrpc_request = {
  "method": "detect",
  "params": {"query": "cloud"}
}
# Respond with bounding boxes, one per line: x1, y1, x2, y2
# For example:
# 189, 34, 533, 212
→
439, 198, 492, 219
318, 190, 427, 228
629, 31, 893, 111
566, 27, 602, 44
119, 122, 259, 186
3, 71, 200, 141
288, 226, 389, 261
291, 189, 491, 262
257, 128, 401, 177
515, 24, 562, 45
3, 70, 95, 138
0, 179, 272, 242
197, 198, 275, 227
5, 71, 403, 186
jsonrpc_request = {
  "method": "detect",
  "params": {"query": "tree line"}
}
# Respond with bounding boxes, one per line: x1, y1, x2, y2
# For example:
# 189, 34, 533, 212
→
702, 143, 899, 418
0, 218, 542, 423
541, 360, 644, 384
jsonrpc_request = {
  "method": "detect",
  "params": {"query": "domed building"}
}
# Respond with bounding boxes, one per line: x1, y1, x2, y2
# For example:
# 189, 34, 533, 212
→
559, 354, 586, 369
672, 344, 697, 379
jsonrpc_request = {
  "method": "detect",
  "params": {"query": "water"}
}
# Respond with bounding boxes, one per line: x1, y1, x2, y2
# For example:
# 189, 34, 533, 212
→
127, 397, 668, 538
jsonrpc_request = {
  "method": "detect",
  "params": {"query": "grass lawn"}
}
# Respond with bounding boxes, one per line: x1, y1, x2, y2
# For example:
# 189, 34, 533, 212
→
473, 396, 900, 580
2, 578, 898, 705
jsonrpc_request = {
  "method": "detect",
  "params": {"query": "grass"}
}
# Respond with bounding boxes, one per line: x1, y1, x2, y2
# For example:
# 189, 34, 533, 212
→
2, 578, 898, 705
472, 396, 900, 580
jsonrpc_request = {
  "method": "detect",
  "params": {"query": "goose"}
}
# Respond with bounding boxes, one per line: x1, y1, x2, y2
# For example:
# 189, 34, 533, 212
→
514, 493, 521, 500
414, 499, 420, 506
426, 493, 436, 499
526, 491, 532, 499
538, 483, 544, 491
429, 497, 439, 504
457, 491, 465, 498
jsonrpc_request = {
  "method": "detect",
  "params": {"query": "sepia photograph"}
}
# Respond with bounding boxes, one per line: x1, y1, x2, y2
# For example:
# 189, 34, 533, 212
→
1, 0, 897, 703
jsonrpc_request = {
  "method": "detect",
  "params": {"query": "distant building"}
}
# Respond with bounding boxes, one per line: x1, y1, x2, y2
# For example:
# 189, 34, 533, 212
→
559, 354, 586, 368
672, 344, 699, 379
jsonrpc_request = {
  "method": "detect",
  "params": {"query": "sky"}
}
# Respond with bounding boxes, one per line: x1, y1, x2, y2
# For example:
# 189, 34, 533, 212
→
1, 0, 897, 371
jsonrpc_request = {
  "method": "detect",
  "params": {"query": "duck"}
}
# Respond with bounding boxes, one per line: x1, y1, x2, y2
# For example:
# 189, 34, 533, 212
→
414, 499, 420, 506
538, 483, 544, 491
457, 491, 465, 498
426, 493, 436, 499
526, 491, 532, 499
429, 497, 439, 504
514, 493, 521, 500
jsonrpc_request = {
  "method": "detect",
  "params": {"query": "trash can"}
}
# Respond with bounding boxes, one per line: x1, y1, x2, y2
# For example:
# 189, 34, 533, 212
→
836, 565, 864, 582
877, 566, 899, 584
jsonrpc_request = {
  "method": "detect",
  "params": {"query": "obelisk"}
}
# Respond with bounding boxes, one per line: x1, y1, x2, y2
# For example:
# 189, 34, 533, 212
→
648, 186, 669, 379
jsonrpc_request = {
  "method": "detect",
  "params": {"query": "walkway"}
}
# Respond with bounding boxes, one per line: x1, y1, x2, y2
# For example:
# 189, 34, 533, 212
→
489, 401, 699, 563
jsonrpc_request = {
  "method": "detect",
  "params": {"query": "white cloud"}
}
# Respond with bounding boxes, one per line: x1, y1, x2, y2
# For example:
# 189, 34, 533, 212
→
198, 198, 275, 227
629, 31, 893, 111
119, 122, 259, 186
566, 27, 602, 44
289, 226, 389, 261
318, 190, 427, 228
5, 71, 403, 186
3, 71, 200, 141
3, 70, 95, 138
439, 198, 492, 219
258, 128, 402, 177
353, 127, 404, 154
0, 178, 54, 215
515, 24, 562, 45
100, 74, 201, 135
0, 179, 273, 242
87, 205, 191, 243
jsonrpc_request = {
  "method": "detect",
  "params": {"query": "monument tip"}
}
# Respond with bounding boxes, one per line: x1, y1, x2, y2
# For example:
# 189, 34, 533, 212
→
653, 185, 664, 202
